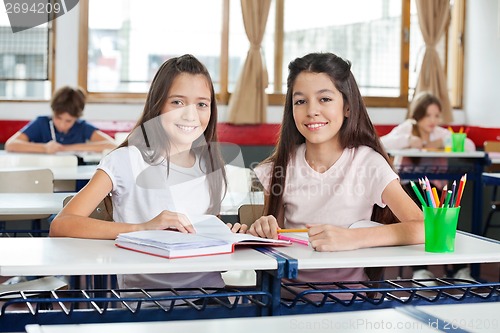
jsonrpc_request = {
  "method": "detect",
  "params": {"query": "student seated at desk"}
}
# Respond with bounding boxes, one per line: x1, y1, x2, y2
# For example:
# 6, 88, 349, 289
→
5, 86, 116, 154
381, 91, 476, 283
50, 55, 243, 298
380, 91, 475, 159
242, 53, 424, 294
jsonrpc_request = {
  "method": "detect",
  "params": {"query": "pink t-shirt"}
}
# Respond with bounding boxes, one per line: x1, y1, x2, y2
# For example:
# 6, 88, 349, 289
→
254, 144, 398, 285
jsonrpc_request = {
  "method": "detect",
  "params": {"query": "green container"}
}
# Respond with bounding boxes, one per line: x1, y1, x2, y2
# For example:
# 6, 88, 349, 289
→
423, 206, 460, 253
451, 133, 466, 152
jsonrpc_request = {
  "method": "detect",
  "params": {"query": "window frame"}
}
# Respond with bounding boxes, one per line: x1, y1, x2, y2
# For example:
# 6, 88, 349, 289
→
0, 7, 56, 102
78, 0, 464, 108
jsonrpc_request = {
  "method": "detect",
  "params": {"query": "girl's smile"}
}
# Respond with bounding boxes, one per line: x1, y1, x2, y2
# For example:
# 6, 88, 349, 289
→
175, 124, 199, 133
305, 122, 328, 130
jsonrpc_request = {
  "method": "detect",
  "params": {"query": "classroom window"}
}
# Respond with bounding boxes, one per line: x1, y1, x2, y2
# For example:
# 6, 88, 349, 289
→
0, 7, 53, 100
80, 0, 464, 108
83, 0, 222, 95
281, 0, 402, 98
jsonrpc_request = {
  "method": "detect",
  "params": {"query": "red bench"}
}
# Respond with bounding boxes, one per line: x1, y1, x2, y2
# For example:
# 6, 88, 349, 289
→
1, 120, 499, 148
216, 123, 500, 149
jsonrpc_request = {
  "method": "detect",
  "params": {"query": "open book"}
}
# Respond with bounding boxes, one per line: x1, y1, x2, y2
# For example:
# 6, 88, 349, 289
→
115, 215, 291, 259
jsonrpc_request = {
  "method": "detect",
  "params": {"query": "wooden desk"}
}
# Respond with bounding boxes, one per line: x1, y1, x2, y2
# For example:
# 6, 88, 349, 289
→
24, 308, 438, 333
274, 231, 500, 270
387, 149, 489, 235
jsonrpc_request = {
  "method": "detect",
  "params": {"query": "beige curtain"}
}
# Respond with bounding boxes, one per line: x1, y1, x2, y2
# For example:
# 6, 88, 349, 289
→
228, 0, 271, 124
415, 0, 452, 123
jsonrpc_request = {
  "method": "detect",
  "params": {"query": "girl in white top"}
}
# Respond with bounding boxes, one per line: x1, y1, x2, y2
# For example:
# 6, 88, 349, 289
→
250, 52, 424, 286
50, 55, 231, 291
381, 91, 475, 167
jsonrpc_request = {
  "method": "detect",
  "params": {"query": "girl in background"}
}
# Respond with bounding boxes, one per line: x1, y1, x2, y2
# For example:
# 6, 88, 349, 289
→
248, 52, 424, 289
381, 91, 475, 159
51, 54, 230, 292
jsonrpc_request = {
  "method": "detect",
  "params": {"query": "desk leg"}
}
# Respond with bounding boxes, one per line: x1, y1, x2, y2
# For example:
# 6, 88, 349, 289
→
472, 175, 483, 236
471, 165, 485, 279
258, 270, 282, 316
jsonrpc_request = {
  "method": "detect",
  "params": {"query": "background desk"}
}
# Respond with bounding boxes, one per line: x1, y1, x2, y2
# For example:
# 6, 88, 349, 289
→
0, 191, 262, 217
0, 165, 96, 181
0, 193, 74, 216
387, 150, 488, 235
482, 173, 500, 186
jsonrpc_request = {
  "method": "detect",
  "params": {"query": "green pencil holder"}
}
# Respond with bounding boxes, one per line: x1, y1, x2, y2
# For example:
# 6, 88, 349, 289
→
423, 206, 460, 253
451, 133, 466, 152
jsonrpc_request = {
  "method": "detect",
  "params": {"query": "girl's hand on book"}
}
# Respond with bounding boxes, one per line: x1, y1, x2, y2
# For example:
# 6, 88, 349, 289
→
248, 215, 279, 239
226, 222, 248, 233
143, 210, 195, 234
307, 224, 357, 251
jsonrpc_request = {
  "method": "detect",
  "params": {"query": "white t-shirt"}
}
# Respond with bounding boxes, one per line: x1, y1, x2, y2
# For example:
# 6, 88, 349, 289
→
255, 144, 398, 284
98, 146, 225, 290
380, 119, 476, 159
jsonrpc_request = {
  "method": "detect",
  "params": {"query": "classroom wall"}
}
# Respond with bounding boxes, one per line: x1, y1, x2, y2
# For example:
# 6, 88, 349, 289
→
463, 0, 500, 127
0, 1, 495, 127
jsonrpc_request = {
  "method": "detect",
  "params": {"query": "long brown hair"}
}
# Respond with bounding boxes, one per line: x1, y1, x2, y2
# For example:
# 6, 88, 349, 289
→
119, 54, 227, 214
263, 52, 398, 224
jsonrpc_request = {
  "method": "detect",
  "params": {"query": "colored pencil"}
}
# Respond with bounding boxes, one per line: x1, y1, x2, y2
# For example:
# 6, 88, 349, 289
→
439, 185, 448, 207
455, 174, 467, 207
49, 120, 56, 141
431, 187, 440, 207
449, 181, 457, 207
443, 190, 453, 207
423, 184, 435, 208
424, 177, 436, 207
410, 180, 427, 207
278, 229, 308, 233
278, 234, 308, 245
